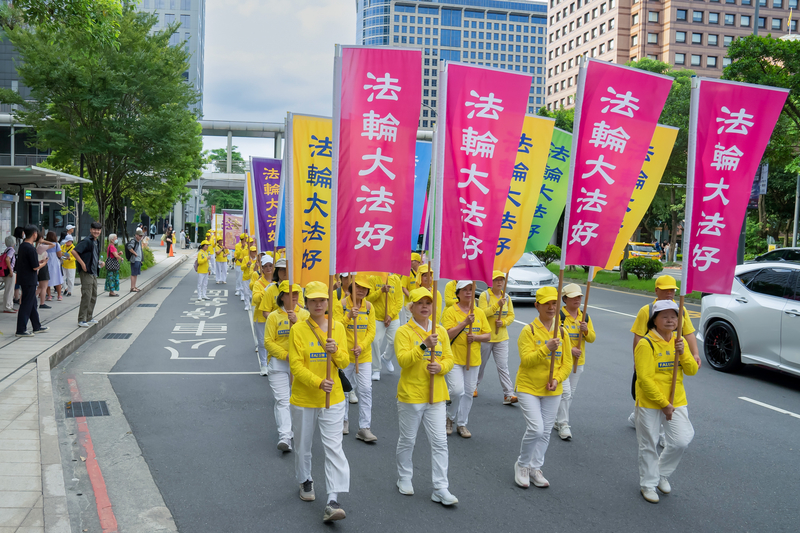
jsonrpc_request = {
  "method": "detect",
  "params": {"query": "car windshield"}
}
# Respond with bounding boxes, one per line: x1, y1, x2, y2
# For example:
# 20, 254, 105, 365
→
755, 251, 783, 262
631, 245, 656, 252
514, 253, 544, 268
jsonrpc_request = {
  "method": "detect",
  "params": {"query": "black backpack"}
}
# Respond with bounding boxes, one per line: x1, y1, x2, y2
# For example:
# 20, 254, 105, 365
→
124, 239, 135, 261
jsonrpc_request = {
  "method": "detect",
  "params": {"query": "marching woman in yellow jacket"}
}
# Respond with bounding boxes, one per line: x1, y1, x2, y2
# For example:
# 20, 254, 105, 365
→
234, 234, 247, 297
265, 281, 309, 452
340, 274, 377, 442
634, 300, 698, 504
554, 283, 596, 441
442, 281, 491, 438
399, 253, 421, 322
443, 279, 459, 309
289, 281, 351, 522
214, 238, 228, 284
366, 273, 403, 381
476, 271, 517, 405
258, 258, 305, 318
195, 241, 210, 302
513, 286, 572, 489
242, 245, 257, 310
252, 254, 274, 376
394, 287, 458, 506
415, 265, 443, 323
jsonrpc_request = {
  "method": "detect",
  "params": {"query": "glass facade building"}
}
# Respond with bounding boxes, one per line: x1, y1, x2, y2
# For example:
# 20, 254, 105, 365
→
357, 0, 549, 129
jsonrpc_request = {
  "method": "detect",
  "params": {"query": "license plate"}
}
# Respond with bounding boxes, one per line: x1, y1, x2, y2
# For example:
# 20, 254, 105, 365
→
531, 290, 537, 296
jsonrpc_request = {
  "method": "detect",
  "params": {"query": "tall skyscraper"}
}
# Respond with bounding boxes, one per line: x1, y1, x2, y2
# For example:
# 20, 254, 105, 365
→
138, 0, 206, 115
545, 0, 798, 110
357, 0, 550, 129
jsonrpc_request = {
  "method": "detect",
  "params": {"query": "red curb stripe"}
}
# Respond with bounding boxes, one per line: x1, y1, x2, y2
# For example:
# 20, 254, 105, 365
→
68, 378, 119, 533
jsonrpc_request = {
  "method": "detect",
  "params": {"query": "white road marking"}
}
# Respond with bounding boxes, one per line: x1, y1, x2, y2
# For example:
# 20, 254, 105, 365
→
84, 372, 261, 375
512, 303, 636, 327
739, 397, 800, 420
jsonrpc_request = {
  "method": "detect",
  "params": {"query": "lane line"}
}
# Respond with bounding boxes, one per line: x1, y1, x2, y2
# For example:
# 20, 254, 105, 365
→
68, 378, 119, 533
738, 397, 800, 420
85, 371, 261, 375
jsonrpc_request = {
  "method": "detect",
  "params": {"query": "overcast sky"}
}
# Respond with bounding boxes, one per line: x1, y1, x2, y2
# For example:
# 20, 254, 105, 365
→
201, 0, 356, 162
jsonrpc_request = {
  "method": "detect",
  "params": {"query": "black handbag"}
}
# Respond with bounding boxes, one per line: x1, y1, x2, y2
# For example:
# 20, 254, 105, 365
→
105, 255, 120, 272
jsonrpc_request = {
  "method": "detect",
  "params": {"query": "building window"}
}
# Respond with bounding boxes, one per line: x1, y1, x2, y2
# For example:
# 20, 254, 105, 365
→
647, 32, 658, 44
771, 18, 782, 30
181, 0, 191, 9
707, 56, 718, 67
599, 43, 606, 53
693, 11, 703, 23
675, 53, 686, 65
724, 35, 734, 46
609, 38, 615, 50
165, 13, 175, 24
723, 57, 732, 66
709, 13, 719, 24
692, 33, 702, 44
791, 0, 798, 8
691, 54, 702, 66
677, 9, 687, 21
601, 2, 608, 13
758, 17, 766, 29
600, 23, 606, 34
610, 18, 615, 29
441, 8, 461, 27
708, 34, 718, 45
724, 14, 735, 25
180, 14, 190, 27
631, 34, 639, 46
676, 31, 687, 43
741, 15, 751, 26
648, 11, 658, 23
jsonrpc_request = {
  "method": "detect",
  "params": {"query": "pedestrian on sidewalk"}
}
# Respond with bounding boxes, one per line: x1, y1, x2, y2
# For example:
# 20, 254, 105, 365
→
15, 225, 49, 337
2, 235, 16, 313
289, 281, 350, 523
164, 225, 174, 256
72, 222, 104, 328
196, 240, 210, 301
61, 236, 76, 297
476, 271, 517, 406
180, 229, 187, 250
394, 287, 458, 505
149, 223, 156, 241
45, 231, 64, 301
126, 229, 144, 292
104, 234, 122, 297
35, 233, 55, 309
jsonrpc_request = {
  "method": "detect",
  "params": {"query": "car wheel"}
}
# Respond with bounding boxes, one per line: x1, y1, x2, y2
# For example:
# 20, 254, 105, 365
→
703, 320, 742, 372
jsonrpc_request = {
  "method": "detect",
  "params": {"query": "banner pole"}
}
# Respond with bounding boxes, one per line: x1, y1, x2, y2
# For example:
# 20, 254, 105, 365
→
670, 295, 685, 404
575, 267, 593, 374
354, 287, 359, 375
496, 274, 509, 334
681, 76, 701, 300
466, 283, 474, 371
326, 274, 334, 409
429, 279, 437, 405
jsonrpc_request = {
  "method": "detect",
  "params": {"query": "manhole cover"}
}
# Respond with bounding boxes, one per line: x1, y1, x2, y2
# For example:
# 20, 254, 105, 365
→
137, 304, 158, 307
102, 333, 132, 340
65, 401, 110, 418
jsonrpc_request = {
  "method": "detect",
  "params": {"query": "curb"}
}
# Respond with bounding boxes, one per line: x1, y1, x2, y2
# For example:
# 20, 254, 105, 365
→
38, 255, 187, 533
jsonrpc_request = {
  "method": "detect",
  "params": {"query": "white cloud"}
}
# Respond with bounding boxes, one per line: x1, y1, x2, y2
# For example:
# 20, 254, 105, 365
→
202, 0, 356, 160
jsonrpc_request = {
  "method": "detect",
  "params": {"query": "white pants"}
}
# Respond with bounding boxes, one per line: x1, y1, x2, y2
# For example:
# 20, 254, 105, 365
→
268, 358, 292, 442
63, 269, 75, 295
478, 340, 513, 397
372, 318, 399, 373
446, 364, 479, 426
292, 402, 350, 496
254, 321, 267, 366
196, 273, 208, 299
234, 265, 242, 294
396, 401, 449, 490
517, 393, 561, 470
635, 405, 694, 490
215, 261, 227, 282
343, 362, 372, 429
556, 364, 584, 427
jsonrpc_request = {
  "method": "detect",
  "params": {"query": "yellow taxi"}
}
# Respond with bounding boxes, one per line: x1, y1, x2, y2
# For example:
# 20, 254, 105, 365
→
616, 242, 661, 267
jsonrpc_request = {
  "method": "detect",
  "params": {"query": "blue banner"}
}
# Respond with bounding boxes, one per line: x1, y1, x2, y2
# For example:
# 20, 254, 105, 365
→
412, 141, 432, 249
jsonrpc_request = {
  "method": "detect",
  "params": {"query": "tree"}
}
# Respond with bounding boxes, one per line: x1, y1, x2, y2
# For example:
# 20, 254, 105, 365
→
204, 146, 246, 174
537, 106, 575, 133
0, 0, 122, 48
0, 6, 203, 237
203, 189, 244, 211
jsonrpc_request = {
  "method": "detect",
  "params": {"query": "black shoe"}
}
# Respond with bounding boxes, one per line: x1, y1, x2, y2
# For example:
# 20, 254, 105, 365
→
323, 501, 346, 522
39, 304, 51, 309
15, 331, 34, 337
33, 327, 49, 333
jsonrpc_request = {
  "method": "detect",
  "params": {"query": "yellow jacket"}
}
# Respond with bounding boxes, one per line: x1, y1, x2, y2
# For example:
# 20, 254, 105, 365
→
249, 271, 259, 292
395, 320, 454, 404
265, 305, 310, 362
478, 290, 516, 343
289, 319, 351, 408
234, 243, 244, 265
635, 331, 698, 409
242, 255, 256, 280
251, 278, 270, 322
215, 245, 228, 262
443, 280, 458, 308
196, 250, 210, 274
631, 299, 695, 337
560, 306, 596, 366
401, 269, 419, 297
516, 318, 573, 397
339, 296, 377, 364
61, 242, 76, 269
442, 304, 490, 367
366, 274, 403, 321
258, 281, 305, 315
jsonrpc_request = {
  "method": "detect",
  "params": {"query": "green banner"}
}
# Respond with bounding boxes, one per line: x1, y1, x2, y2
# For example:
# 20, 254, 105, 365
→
525, 128, 572, 252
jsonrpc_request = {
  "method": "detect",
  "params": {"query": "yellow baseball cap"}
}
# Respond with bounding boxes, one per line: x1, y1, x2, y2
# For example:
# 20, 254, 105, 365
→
418, 264, 432, 275
409, 287, 433, 303
411, 253, 422, 262
492, 270, 506, 280
655, 275, 679, 290
354, 273, 372, 289
200, 240, 209, 246
562, 283, 583, 298
278, 280, 301, 293
305, 281, 329, 300
249, 246, 257, 252
240, 233, 247, 239
536, 286, 559, 304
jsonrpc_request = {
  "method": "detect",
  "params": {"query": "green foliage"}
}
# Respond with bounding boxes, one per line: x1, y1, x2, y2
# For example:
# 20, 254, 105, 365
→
546, 264, 702, 299
203, 189, 244, 211
621, 257, 664, 280
142, 245, 155, 269
745, 217, 770, 256
536, 107, 575, 133
185, 223, 211, 242
533, 244, 561, 266
2, 5, 203, 237
99, 243, 155, 279
0, 0, 122, 47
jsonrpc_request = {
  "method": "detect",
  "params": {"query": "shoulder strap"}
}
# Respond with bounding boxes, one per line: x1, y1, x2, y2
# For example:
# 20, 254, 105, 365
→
559, 309, 566, 324
528, 323, 535, 336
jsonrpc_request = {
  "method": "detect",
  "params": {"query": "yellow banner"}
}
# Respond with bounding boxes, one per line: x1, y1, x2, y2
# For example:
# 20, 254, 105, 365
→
494, 115, 556, 273
602, 124, 679, 271
245, 171, 256, 241
291, 115, 334, 286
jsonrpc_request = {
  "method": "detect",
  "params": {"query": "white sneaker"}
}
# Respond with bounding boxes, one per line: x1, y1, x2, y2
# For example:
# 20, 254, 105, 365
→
342, 420, 349, 435
641, 488, 659, 503
552, 422, 561, 432
628, 412, 636, 428
88, 319, 98, 324
397, 479, 414, 495
372, 371, 380, 381
260, 365, 268, 376
431, 488, 458, 506
277, 440, 292, 452
235, 291, 240, 296
78, 322, 90, 328
558, 424, 572, 441
349, 391, 359, 404
514, 462, 530, 488
383, 357, 395, 373
657, 476, 671, 494
530, 469, 550, 488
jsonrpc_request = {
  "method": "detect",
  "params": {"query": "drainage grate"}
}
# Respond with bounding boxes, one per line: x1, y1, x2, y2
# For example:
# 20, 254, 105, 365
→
157, 287, 173, 290
137, 304, 158, 308
102, 333, 132, 340
65, 401, 110, 418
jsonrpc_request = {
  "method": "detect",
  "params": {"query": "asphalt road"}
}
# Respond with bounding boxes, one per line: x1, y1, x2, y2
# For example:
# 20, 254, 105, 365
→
78, 271, 800, 532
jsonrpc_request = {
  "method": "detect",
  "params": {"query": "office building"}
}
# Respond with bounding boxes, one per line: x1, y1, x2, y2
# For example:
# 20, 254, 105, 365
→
545, 0, 798, 110
357, 0, 550, 128
138, 0, 206, 115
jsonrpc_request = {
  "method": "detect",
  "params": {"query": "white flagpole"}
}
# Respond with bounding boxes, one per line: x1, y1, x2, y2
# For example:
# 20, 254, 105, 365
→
275, 139, 286, 257
285, 112, 295, 286
249, 156, 261, 253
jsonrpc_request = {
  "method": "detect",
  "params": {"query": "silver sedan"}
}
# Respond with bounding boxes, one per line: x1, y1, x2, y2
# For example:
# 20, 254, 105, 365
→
475, 253, 559, 303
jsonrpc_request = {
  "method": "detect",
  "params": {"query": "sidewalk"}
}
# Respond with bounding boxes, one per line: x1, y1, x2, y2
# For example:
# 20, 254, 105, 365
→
0, 246, 190, 532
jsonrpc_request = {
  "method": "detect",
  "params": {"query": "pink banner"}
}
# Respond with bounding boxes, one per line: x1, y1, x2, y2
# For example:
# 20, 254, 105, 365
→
335, 46, 422, 274
564, 60, 672, 267
439, 63, 531, 283
684, 79, 788, 295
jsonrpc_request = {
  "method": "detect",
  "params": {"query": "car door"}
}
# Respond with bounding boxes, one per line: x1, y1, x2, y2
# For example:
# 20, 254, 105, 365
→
730, 267, 795, 366
780, 270, 800, 372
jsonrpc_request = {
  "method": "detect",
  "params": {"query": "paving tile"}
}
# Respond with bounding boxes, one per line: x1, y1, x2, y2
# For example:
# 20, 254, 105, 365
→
0, 430, 38, 440
0, 397, 36, 406
19, 507, 43, 527
0, 476, 41, 492
1, 420, 39, 431
0, 491, 41, 508
0, 463, 40, 476
0, 506, 29, 527
0, 407, 29, 421
15, 527, 45, 533
0, 439, 39, 451
0, 450, 39, 463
